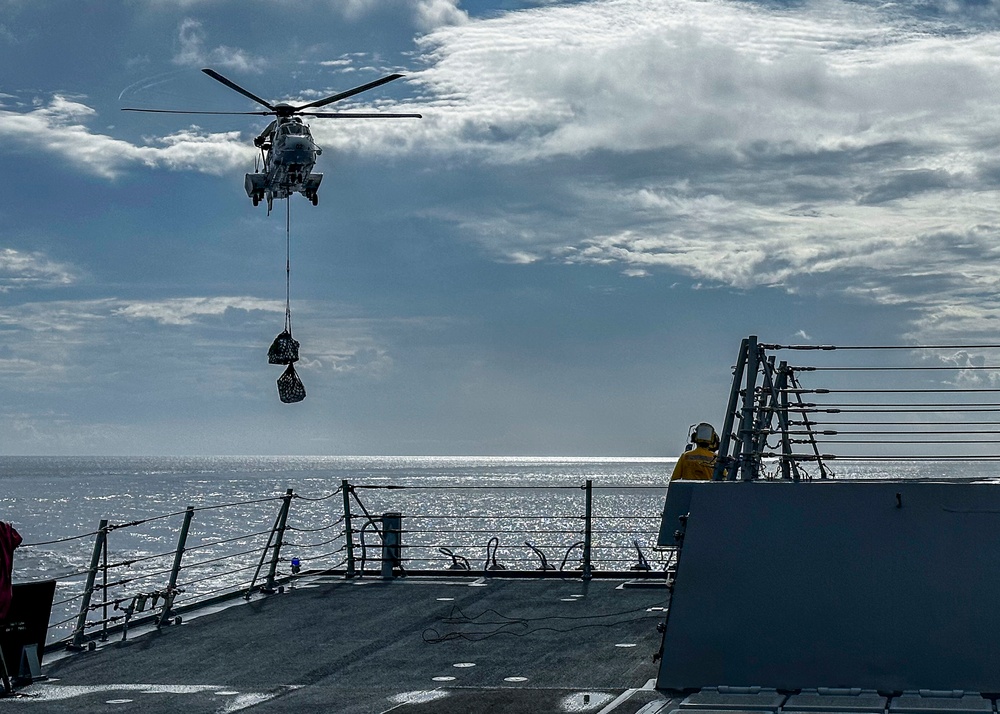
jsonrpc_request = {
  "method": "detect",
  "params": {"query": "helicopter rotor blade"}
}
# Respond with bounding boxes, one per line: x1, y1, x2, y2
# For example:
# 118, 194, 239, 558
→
201, 68, 277, 111
301, 111, 423, 118
297, 74, 406, 110
122, 108, 273, 115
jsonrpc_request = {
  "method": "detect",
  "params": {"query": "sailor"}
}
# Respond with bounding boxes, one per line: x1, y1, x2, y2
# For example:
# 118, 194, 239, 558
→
254, 119, 277, 150
670, 423, 719, 481
0, 521, 22, 622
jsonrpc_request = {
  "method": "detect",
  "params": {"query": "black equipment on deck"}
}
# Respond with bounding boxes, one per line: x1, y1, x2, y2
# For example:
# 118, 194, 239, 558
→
1, 580, 56, 694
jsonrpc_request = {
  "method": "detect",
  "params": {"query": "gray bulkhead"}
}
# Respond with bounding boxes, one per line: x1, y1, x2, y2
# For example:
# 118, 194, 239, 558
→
657, 479, 1000, 693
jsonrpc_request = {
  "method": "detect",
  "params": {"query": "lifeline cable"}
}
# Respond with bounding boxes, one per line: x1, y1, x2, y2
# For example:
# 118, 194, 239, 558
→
764, 343, 1000, 350
294, 488, 344, 502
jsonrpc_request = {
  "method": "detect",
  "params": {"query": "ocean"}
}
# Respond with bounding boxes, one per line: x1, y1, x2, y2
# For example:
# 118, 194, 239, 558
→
1, 455, 994, 646
1, 456, 674, 645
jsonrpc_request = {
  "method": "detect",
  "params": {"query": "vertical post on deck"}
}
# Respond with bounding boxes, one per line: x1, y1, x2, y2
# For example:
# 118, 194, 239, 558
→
740, 335, 761, 481
158, 506, 194, 626
265, 489, 294, 593
582, 480, 593, 581
343, 480, 356, 579
166, 507, 195, 594
100, 534, 109, 642
777, 361, 794, 481
381, 512, 402, 579
753, 356, 778, 460
715, 338, 748, 481
72, 520, 108, 649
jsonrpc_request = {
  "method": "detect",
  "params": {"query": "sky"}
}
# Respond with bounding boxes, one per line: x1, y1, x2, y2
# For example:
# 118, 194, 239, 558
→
4, 0, 1000, 456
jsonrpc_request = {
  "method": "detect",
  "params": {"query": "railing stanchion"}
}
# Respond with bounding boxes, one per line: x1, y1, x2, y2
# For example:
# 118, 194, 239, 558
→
158, 505, 194, 626
166, 506, 195, 593
583, 480, 593, 580
740, 334, 761, 480
247, 493, 291, 598
100, 534, 109, 642
265, 489, 294, 592
343, 480, 356, 578
71, 520, 108, 649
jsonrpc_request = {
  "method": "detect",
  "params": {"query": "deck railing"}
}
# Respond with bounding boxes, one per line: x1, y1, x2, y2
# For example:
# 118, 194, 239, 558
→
17, 480, 669, 651
716, 335, 1000, 481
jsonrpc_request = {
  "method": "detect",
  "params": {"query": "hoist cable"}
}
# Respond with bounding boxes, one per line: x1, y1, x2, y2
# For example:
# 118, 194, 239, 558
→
285, 198, 292, 335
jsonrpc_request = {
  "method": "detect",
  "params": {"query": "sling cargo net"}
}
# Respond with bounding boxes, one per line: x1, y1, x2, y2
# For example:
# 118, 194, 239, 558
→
277, 363, 306, 403
268, 330, 299, 365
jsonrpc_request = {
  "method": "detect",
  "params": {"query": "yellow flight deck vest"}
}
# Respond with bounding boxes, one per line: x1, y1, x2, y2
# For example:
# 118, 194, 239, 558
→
670, 445, 716, 481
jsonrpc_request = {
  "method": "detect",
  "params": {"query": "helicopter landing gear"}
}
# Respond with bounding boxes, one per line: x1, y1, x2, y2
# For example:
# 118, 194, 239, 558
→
245, 173, 267, 207
303, 174, 322, 206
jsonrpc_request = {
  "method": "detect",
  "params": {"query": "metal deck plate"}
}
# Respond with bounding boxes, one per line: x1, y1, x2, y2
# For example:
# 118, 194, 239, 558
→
679, 690, 786, 711
10, 578, 667, 713
889, 694, 994, 713
783, 692, 887, 712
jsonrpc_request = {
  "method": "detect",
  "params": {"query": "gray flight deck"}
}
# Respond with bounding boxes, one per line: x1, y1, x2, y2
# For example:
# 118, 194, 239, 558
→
3, 577, 671, 714
14, 478, 1000, 713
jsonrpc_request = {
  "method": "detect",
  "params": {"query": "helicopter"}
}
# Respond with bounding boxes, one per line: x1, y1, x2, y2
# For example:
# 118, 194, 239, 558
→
123, 68, 421, 211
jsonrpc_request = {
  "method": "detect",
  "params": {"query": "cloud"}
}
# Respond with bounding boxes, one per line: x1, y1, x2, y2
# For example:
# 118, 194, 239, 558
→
315, 1, 1000, 161
115, 296, 282, 325
505, 251, 540, 265
173, 18, 265, 72
412, 0, 468, 31
0, 94, 253, 178
340, 0, 467, 31
15, 0, 1000, 350
334, 0, 1000, 345
0, 248, 76, 292
0, 296, 423, 392
1, 410, 125, 452
403, 0, 1000, 160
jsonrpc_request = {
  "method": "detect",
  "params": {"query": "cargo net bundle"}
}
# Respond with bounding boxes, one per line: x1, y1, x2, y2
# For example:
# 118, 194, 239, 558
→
268, 198, 305, 403
269, 315, 305, 404
714, 336, 1000, 481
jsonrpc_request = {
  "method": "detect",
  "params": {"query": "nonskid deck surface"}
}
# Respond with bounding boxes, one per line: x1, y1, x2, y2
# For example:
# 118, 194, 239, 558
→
4, 577, 669, 714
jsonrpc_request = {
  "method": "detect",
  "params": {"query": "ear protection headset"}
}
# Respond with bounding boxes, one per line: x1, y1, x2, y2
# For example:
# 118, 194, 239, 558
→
691, 422, 718, 449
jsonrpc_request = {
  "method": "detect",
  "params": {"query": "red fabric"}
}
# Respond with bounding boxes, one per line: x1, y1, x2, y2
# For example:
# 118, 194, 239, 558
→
0, 522, 22, 621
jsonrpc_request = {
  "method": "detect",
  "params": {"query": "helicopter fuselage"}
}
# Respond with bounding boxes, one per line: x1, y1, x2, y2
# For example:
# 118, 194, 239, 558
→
245, 116, 324, 209
124, 67, 420, 213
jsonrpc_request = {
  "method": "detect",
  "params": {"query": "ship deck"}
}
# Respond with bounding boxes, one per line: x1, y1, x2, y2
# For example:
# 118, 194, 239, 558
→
6, 576, 673, 714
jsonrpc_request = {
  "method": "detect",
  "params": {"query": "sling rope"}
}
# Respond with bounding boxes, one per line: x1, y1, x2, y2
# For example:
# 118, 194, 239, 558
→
285, 197, 292, 336
270, 197, 305, 402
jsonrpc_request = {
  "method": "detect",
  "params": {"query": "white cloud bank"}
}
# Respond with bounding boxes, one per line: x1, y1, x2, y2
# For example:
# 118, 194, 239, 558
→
394, 0, 1000, 160
0, 95, 252, 178
376, 0, 1000, 344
